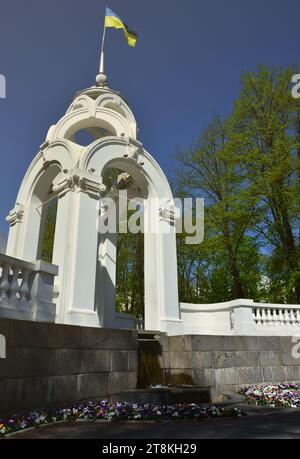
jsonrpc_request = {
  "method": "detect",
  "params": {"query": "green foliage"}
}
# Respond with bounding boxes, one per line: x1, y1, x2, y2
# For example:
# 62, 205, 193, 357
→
41, 198, 58, 263
175, 65, 300, 304
116, 229, 144, 318
103, 167, 145, 318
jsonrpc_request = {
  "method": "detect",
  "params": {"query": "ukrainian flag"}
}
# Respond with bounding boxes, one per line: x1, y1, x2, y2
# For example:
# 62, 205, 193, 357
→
104, 7, 138, 47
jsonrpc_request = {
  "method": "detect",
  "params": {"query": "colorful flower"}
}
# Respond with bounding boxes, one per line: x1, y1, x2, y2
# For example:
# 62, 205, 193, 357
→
240, 383, 300, 408
0, 400, 247, 437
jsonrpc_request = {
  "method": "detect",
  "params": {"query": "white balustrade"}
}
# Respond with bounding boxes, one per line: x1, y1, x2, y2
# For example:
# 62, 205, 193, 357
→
253, 304, 300, 329
0, 253, 58, 322
180, 299, 300, 336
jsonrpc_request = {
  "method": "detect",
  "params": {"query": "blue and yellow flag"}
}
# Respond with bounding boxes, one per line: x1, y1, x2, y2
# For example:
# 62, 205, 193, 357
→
105, 7, 138, 47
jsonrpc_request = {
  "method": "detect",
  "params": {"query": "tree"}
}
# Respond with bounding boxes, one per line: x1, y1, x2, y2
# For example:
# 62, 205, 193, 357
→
116, 229, 144, 318
175, 116, 262, 302
230, 65, 300, 302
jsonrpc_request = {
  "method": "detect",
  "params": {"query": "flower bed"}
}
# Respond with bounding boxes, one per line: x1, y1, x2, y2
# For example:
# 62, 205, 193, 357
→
0, 401, 245, 437
240, 384, 300, 408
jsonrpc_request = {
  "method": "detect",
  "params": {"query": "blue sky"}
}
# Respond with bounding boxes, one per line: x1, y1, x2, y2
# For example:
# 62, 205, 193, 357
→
0, 0, 299, 235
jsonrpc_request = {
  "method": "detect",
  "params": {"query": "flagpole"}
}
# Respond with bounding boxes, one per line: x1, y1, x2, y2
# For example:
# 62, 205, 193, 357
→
99, 23, 106, 74
96, 11, 108, 86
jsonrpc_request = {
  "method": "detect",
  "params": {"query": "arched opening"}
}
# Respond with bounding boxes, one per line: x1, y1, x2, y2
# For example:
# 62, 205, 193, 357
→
39, 196, 58, 263
19, 164, 61, 263
73, 126, 114, 146
116, 213, 144, 322
64, 119, 117, 147
99, 166, 146, 326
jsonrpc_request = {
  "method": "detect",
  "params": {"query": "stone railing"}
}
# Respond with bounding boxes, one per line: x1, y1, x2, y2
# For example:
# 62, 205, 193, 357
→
0, 253, 58, 323
180, 299, 300, 336
253, 303, 300, 329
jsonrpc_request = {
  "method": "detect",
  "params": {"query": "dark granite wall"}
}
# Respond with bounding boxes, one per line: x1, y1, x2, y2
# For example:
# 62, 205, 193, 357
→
157, 334, 300, 401
1, 317, 300, 413
0, 318, 137, 415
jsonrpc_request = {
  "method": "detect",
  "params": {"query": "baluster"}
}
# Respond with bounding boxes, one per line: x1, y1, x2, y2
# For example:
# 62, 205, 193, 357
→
288, 310, 293, 327
296, 309, 300, 326
255, 308, 260, 325
0, 263, 10, 300
253, 308, 257, 324
274, 309, 278, 325
284, 309, 290, 326
291, 310, 297, 327
261, 308, 267, 325
10, 265, 20, 301
273, 308, 278, 326
265, 309, 269, 323
266, 308, 272, 326
289, 310, 294, 326
19, 268, 30, 303
278, 308, 284, 326
258, 308, 263, 325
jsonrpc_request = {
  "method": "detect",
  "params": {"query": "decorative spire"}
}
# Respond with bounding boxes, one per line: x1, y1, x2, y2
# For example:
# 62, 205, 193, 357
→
96, 16, 108, 87
96, 50, 108, 87
96, 73, 108, 87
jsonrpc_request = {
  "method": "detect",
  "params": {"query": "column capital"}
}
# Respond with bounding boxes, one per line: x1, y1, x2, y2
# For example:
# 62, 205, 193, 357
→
77, 175, 106, 196
6, 204, 24, 227
52, 170, 107, 197
52, 173, 75, 195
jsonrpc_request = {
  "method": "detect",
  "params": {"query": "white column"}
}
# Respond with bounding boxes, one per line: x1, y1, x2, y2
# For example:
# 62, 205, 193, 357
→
61, 175, 104, 327
144, 200, 183, 335
96, 232, 118, 328
51, 188, 74, 323
158, 210, 183, 335
144, 230, 160, 331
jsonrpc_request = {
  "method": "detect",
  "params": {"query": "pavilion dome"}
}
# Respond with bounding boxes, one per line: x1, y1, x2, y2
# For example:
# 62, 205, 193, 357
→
45, 76, 138, 147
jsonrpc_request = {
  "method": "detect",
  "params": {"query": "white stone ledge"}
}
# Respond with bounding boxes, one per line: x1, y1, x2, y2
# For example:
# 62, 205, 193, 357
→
180, 299, 300, 336
0, 253, 58, 323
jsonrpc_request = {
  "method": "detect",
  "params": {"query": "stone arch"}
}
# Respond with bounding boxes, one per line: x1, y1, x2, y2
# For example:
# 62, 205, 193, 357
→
6, 88, 183, 334
6, 142, 75, 263
49, 92, 137, 143
66, 91, 137, 130
78, 137, 183, 333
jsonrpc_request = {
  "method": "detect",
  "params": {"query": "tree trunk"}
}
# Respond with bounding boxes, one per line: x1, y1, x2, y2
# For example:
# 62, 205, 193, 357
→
223, 219, 245, 299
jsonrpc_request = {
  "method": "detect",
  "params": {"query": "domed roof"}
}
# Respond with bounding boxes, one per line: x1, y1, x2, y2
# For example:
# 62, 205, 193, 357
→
73, 73, 129, 105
